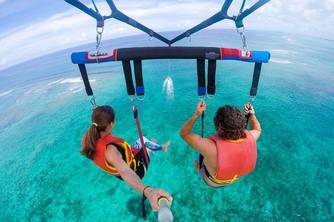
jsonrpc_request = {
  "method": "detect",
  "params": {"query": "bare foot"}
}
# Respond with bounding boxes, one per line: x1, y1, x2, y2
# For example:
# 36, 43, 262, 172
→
162, 140, 171, 153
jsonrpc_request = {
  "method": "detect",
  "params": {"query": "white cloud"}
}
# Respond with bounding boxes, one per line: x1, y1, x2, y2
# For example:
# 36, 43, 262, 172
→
0, 0, 333, 71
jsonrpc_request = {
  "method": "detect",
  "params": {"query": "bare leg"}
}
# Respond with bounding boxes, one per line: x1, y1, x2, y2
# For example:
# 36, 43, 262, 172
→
162, 140, 171, 152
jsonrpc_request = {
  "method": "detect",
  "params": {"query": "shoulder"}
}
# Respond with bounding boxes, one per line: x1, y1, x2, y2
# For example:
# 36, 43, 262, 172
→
203, 137, 217, 145
102, 135, 125, 144
208, 134, 219, 142
199, 137, 217, 153
245, 130, 259, 142
105, 143, 122, 157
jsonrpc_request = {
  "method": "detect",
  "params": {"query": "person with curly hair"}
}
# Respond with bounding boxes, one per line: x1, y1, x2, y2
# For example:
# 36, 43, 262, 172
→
179, 101, 261, 187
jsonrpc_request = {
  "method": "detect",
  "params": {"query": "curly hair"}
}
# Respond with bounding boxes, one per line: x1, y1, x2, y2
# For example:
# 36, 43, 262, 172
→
214, 105, 246, 140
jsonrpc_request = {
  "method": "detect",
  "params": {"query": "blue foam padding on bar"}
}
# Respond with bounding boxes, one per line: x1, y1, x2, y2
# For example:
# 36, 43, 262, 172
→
136, 86, 145, 96
197, 87, 206, 96
71, 52, 88, 64
250, 51, 271, 63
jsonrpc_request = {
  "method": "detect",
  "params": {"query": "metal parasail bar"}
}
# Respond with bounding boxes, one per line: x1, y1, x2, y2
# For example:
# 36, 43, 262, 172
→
71, 47, 271, 64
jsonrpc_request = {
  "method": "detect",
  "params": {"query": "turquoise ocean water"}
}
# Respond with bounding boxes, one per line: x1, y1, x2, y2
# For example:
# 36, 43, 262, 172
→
0, 30, 333, 221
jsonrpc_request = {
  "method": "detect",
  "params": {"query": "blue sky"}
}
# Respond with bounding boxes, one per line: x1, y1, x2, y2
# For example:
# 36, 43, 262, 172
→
0, 0, 333, 70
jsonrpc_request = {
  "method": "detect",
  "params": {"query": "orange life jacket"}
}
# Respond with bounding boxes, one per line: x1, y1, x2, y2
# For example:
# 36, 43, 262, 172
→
81, 134, 135, 176
208, 131, 257, 184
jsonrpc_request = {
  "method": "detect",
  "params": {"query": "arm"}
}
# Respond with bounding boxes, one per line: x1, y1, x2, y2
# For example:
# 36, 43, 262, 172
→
244, 103, 261, 141
105, 145, 172, 211
179, 101, 213, 155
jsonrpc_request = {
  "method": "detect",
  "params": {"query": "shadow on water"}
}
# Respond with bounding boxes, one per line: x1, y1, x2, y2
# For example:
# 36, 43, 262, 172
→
126, 196, 147, 218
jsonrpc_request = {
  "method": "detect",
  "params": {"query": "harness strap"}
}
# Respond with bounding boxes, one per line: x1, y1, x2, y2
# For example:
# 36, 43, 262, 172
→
197, 59, 206, 96
141, 186, 151, 220
122, 60, 135, 95
134, 60, 145, 96
142, 195, 147, 220
203, 164, 239, 185
246, 62, 262, 126
78, 64, 94, 96
207, 59, 216, 95
250, 63, 262, 97
132, 105, 149, 166
199, 102, 205, 168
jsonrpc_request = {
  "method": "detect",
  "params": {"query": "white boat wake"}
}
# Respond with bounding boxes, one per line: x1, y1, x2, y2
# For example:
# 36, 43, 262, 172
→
162, 76, 174, 100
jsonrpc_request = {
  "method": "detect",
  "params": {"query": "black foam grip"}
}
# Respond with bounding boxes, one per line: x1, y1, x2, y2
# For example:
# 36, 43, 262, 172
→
78, 64, 93, 96
197, 59, 206, 95
122, 60, 135, 95
117, 47, 220, 60
134, 60, 144, 95
207, 60, 216, 95
250, 63, 262, 96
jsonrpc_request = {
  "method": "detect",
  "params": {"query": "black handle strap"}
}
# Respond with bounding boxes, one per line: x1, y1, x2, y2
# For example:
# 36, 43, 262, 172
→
134, 60, 145, 96
207, 59, 216, 95
122, 60, 135, 95
197, 59, 206, 96
250, 63, 262, 97
141, 186, 151, 220
78, 64, 94, 96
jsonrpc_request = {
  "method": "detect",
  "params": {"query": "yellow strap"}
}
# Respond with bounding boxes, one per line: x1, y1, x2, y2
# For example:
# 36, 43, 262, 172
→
104, 141, 136, 174
211, 174, 239, 185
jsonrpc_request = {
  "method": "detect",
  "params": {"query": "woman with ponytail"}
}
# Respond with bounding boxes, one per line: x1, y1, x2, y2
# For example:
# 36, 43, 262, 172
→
81, 105, 172, 212
179, 101, 261, 187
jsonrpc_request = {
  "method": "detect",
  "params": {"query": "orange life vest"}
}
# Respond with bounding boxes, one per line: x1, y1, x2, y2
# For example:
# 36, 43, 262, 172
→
208, 131, 257, 183
82, 134, 135, 176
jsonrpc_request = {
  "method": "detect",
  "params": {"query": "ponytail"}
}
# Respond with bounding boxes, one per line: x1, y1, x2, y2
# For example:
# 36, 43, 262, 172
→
81, 105, 115, 160
81, 124, 100, 159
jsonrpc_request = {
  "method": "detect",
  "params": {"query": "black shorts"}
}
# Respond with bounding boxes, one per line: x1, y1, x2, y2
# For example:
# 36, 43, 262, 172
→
133, 148, 150, 179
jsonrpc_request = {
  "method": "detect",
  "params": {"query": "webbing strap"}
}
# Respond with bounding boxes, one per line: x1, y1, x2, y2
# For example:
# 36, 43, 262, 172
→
142, 195, 147, 220
235, 0, 271, 28
207, 60, 216, 95
122, 60, 135, 95
134, 60, 145, 96
198, 113, 205, 169
250, 63, 262, 97
199, 101, 205, 168
78, 64, 94, 96
133, 105, 149, 166
197, 59, 206, 96
65, 0, 103, 21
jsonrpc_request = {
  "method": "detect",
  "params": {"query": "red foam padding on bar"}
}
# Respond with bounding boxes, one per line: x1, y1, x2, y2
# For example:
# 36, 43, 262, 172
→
221, 48, 241, 57
113, 49, 118, 61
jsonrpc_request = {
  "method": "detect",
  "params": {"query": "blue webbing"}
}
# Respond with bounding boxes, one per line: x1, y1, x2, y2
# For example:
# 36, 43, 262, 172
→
171, 0, 270, 43
64, 0, 270, 46
65, 0, 170, 45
